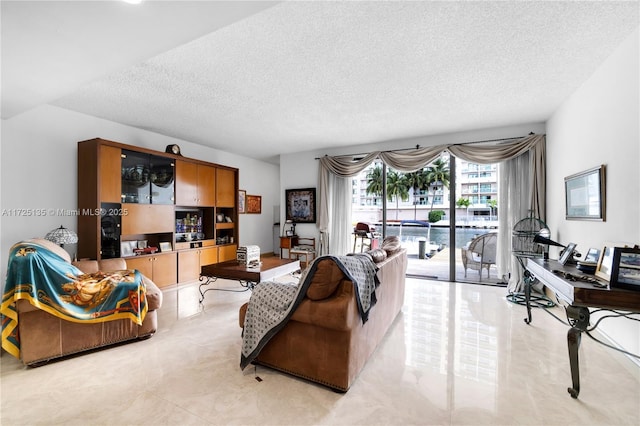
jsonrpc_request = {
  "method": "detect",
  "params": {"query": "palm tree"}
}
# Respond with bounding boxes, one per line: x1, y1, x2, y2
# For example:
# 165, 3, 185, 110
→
425, 158, 450, 211
365, 165, 384, 205
386, 170, 410, 220
487, 199, 498, 220
405, 169, 429, 219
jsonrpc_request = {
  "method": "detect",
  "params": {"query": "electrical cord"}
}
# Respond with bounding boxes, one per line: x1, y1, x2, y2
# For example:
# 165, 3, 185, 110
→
537, 301, 640, 359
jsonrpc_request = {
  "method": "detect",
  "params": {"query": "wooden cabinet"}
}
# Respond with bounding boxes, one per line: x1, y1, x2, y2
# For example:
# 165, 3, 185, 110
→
219, 244, 238, 262
121, 204, 174, 235
99, 145, 121, 203
175, 161, 215, 206
216, 167, 236, 207
77, 138, 239, 288
177, 246, 218, 283
126, 252, 177, 288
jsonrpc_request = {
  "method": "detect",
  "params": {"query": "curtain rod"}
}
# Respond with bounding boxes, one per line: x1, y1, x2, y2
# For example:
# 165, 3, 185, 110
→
314, 133, 535, 160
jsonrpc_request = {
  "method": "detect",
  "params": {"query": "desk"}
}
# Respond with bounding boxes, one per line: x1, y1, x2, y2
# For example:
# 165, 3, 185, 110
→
525, 258, 640, 398
279, 236, 298, 258
199, 257, 300, 302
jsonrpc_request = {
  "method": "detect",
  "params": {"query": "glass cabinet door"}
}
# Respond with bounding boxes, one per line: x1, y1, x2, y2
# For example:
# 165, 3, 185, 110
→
150, 155, 174, 204
121, 150, 151, 204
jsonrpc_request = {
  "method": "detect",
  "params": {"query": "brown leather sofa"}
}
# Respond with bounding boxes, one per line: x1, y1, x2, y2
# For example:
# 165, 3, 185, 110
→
14, 239, 163, 366
239, 247, 407, 392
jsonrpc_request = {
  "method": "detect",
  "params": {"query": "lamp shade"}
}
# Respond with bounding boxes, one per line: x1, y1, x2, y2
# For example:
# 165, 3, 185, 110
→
45, 225, 78, 246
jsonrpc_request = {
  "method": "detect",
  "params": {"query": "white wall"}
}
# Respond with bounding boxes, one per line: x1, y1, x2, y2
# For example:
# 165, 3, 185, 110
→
546, 29, 639, 356
1, 105, 280, 276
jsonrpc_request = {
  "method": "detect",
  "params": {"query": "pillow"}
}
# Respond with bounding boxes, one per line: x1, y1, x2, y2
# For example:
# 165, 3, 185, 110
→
381, 236, 401, 254
367, 248, 387, 263
306, 259, 345, 300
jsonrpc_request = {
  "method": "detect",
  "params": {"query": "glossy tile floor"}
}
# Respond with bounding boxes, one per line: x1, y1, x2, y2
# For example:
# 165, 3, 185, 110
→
2, 276, 639, 425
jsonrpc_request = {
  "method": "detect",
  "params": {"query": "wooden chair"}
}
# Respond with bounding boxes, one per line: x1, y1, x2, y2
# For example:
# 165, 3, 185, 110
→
289, 237, 316, 268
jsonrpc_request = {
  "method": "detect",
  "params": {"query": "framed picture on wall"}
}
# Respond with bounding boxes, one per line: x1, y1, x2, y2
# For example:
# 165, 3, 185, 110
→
246, 194, 261, 214
238, 190, 246, 214
565, 165, 606, 221
285, 188, 316, 223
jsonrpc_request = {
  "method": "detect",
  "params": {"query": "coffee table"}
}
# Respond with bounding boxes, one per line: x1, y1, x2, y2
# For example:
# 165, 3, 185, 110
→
199, 257, 301, 302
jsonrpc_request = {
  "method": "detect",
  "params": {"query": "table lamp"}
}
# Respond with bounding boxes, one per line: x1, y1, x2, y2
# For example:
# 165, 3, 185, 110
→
45, 225, 78, 248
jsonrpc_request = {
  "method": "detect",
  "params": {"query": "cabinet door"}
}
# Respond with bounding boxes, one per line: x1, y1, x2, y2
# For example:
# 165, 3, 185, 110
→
125, 256, 154, 278
200, 246, 218, 266
99, 145, 122, 203
152, 253, 177, 287
197, 165, 216, 206
216, 168, 236, 207
178, 250, 200, 283
150, 155, 175, 205
175, 160, 198, 205
121, 204, 174, 235
218, 244, 238, 263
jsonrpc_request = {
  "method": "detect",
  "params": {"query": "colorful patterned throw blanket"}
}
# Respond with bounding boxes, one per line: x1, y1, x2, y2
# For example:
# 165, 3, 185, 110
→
1, 241, 147, 360
240, 253, 379, 370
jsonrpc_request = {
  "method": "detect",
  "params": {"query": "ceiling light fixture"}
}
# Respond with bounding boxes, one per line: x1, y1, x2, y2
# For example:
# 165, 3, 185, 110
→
122, 0, 143, 5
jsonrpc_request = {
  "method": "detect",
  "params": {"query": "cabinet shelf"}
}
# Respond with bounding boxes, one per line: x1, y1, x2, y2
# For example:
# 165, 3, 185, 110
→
216, 223, 235, 229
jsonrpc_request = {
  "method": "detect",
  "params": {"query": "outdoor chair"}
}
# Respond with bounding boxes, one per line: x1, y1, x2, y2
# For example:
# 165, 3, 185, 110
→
461, 232, 497, 281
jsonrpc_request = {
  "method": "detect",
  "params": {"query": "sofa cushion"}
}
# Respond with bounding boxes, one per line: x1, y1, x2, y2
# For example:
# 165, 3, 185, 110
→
72, 260, 100, 273
381, 236, 402, 254
306, 259, 345, 300
98, 258, 128, 271
71, 259, 162, 311
367, 248, 387, 263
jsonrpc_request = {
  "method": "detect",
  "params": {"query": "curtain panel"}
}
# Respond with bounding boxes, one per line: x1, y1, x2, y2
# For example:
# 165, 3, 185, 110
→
317, 134, 546, 261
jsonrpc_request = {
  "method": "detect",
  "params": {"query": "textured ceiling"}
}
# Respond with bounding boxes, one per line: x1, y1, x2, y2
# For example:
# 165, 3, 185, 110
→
3, 1, 639, 164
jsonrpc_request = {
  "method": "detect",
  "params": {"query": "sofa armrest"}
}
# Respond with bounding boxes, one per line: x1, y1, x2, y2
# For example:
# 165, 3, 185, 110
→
143, 276, 163, 311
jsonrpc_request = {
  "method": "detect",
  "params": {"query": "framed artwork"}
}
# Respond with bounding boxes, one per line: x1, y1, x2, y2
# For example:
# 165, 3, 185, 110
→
558, 243, 577, 266
610, 247, 640, 291
565, 165, 606, 221
285, 188, 316, 223
120, 241, 134, 257
159, 242, 172, 252
596, 242, 628, 281
238, 190, 246, 214
246, 195, 261, 214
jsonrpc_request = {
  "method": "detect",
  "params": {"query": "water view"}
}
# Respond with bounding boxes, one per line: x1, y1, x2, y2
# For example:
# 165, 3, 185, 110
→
379, 224, 495, 249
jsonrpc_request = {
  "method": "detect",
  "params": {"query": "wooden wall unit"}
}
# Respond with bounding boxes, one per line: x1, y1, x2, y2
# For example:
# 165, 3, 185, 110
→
77, 138, 239, 288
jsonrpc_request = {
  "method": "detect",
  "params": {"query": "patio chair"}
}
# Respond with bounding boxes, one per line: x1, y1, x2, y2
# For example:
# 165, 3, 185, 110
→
461, 232, 497, 281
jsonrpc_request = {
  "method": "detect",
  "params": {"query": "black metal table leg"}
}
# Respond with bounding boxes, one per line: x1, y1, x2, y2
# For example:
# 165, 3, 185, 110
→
565, 305, 590, 398
199, 276, 257, 303
524, 270, 533, 324
199, 275, 218, 303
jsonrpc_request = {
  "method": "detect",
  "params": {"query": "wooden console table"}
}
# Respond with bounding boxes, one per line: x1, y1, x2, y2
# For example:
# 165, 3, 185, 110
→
525, 258, 640, 398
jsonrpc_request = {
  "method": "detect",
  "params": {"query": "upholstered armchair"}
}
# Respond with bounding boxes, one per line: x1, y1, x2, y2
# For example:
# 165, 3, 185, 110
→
461, 232, 497, 281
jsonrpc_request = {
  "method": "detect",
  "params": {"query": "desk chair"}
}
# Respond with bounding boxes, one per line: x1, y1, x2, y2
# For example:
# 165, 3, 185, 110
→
289, 237, 316, 269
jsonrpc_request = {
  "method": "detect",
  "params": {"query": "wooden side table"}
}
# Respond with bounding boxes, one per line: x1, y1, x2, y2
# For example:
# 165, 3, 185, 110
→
279, 236, 298, 258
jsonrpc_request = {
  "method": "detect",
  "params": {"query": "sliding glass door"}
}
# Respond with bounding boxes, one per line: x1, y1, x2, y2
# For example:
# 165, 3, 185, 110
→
351, 155, 504, 285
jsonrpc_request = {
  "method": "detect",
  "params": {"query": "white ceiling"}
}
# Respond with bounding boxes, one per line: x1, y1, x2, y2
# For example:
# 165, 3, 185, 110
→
2, 1, 638, 164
